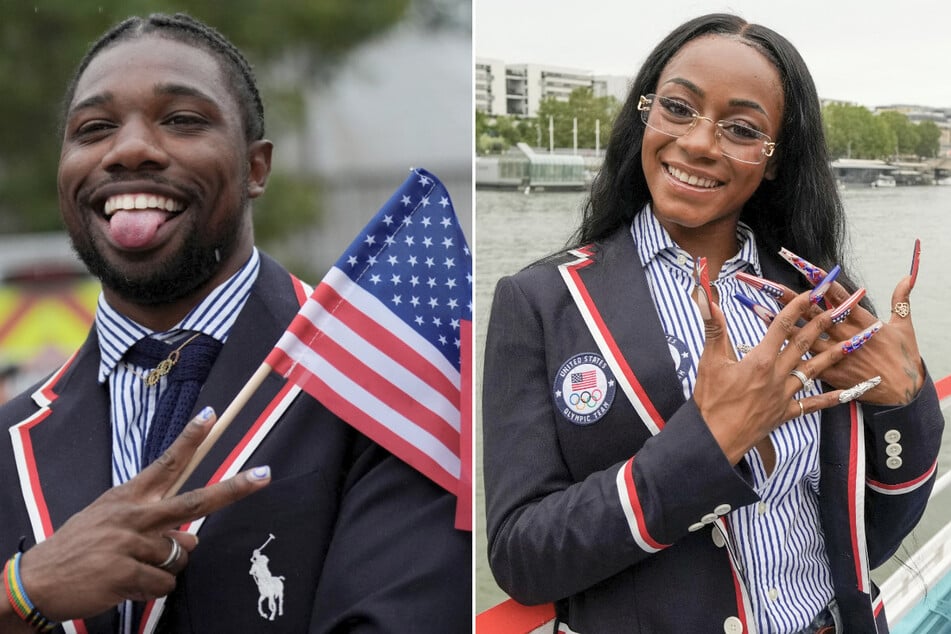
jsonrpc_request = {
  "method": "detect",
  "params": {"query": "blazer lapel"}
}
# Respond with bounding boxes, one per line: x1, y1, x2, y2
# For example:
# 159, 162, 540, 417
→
561, 229, 686, 435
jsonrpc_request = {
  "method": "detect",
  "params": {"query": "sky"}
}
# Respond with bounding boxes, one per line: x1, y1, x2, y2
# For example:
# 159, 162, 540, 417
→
475, 0, 951, 109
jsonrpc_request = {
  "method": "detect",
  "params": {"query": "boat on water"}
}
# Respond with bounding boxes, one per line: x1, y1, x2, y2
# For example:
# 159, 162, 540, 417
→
872, 174, 897, 188
476, 143, 586, 191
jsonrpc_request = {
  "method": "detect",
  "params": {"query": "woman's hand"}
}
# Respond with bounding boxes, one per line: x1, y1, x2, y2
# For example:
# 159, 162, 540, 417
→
759, 242, 924, 405
692, 258, 879, 465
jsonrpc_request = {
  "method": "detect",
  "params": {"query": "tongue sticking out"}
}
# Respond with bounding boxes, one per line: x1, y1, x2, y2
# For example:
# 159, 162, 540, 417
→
109, 210, 169, 249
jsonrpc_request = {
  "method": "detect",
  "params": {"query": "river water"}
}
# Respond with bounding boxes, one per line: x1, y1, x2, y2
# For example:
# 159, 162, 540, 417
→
474, 184, 951, 611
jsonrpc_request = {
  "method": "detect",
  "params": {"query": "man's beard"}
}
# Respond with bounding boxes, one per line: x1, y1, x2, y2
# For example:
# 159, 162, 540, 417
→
70, 210, 243, 306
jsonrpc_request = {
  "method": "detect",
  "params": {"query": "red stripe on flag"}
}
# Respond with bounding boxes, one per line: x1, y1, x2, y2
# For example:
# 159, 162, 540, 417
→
281, 362, 459, 493
294, 282, 459, 404
271, 325, 459, 452
455, 319, 472, 531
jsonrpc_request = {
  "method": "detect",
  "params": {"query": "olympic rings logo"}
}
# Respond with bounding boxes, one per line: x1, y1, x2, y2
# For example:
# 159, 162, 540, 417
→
568, 388, 603, 410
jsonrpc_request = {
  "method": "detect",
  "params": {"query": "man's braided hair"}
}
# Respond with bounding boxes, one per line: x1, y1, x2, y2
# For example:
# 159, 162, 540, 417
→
61, 12, 265, 141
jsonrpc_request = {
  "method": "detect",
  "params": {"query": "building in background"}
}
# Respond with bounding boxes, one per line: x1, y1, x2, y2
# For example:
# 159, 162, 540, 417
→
476, 57, 506, 116
475, 57, 628, 118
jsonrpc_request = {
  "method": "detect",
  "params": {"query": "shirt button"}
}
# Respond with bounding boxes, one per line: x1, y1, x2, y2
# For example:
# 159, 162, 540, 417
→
723, 616, 744, 633
768, 588, 779, 601
884, 429, 901, 443
757, 501, 768, 515
701, 513, 718, 524
714, 503, 732, 516
886, 443, 903, 457
677, 254, 688, 266
711, 528, 726, 548
887, 456, 903, 470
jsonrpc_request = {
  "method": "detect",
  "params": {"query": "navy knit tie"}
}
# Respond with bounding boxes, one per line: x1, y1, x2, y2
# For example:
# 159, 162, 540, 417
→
125, 333, 222, 465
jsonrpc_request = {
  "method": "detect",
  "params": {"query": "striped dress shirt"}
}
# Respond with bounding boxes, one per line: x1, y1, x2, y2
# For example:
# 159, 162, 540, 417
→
632, 207, 834, 633
95, 248, 261, 486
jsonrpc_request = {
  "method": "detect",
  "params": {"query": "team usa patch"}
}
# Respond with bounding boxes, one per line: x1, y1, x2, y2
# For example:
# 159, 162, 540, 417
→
553, 353, 616, 425
665, 334, 694, 382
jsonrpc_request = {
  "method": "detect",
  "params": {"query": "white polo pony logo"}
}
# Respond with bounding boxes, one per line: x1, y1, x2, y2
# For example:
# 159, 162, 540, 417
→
249, 534, 285, 621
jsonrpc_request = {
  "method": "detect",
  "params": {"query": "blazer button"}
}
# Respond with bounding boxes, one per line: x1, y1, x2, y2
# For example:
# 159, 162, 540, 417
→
714, 503, 732, 515
711, 527, 726, 548
688, 521, 706, 532
884, 429, 901, 443
701, 513, 718, 524
887, 456, 903, 470
886, 443, 903, 457
723, 615, 744, 633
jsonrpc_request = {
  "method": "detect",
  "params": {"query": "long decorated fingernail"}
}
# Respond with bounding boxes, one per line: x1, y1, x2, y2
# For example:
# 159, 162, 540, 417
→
841, 321, 883, 355
838, 376, 882, 403
736, 271, 785, 299
829, 288, 866, 324
734, 293, 776, 324
809, 265, 841, 305
694, 257, 713, 320
779, 247, 827, 286
909, 238, 921, 290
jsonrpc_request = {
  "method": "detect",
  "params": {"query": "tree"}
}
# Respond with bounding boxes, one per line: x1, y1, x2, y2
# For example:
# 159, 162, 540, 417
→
822, 103, 893, 159
536, 87, 620, 150
877, 110, 919, 157
475, 112, 537, 155
914, 120, 941, 158
0, 1, 410, 244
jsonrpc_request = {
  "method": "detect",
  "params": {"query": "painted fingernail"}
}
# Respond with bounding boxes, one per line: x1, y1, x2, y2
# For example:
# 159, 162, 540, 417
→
735, 271, 785, 299
779, 247, 827, 286
695, 257, 713, 320
249, 466, 271, 481
195, 406, 215, 424
841, 321, 883, 355
734, 293, 776, 324
829, 288, 867, 324
809, 265, 841, 305
838, 376, 882, 403
909, 238, 921, 290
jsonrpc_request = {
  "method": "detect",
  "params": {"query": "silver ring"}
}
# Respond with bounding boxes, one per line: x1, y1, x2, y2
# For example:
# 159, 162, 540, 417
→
797, 399, 805, 418
157, 536, 182, 571
789, 369, 815, 393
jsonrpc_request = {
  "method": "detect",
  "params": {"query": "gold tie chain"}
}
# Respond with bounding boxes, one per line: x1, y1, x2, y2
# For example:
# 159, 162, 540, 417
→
138, 332, 204, 387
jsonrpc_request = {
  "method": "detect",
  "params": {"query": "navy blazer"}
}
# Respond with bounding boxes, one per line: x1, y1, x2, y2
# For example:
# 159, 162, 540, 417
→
0, 253, 471, 633
483, 227, 943, 633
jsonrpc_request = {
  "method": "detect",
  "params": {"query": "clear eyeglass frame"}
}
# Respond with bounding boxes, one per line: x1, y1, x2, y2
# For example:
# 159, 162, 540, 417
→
637, 94, 777, 165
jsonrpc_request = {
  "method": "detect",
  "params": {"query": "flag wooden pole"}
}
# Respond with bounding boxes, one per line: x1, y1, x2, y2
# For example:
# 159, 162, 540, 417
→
164, 361, 274, 497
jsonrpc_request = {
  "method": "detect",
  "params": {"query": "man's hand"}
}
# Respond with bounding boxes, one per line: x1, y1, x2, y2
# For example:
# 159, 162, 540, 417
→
13, 407, 270, 622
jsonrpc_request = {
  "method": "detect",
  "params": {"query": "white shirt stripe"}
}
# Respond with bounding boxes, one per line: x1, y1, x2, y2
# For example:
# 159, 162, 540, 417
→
632, 207, 833, 633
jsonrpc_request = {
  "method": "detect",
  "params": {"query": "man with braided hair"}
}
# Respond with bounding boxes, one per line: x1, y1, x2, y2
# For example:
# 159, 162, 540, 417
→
0, 13, 470, 633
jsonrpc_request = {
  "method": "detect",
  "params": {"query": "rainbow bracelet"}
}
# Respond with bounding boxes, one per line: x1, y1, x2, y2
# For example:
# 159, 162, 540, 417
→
3, 553, 57, 632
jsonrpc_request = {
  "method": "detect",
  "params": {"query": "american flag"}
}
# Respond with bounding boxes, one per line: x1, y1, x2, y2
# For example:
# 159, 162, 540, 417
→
265, 168, 472, 529
571, 370, 598, 391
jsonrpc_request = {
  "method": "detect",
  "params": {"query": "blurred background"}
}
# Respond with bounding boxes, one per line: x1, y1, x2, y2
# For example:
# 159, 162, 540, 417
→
0, 0, 473, 396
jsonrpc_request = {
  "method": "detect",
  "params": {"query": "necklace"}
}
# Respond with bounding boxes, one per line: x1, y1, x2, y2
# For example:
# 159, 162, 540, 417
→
126, 332, 203, 387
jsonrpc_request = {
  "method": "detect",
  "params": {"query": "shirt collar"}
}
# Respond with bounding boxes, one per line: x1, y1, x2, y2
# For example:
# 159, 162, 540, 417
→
631, 204, 763, 277
95, 248, 260, 382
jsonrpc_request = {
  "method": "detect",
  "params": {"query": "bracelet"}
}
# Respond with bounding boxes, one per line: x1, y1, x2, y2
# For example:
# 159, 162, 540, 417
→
3, 553, 58, 632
